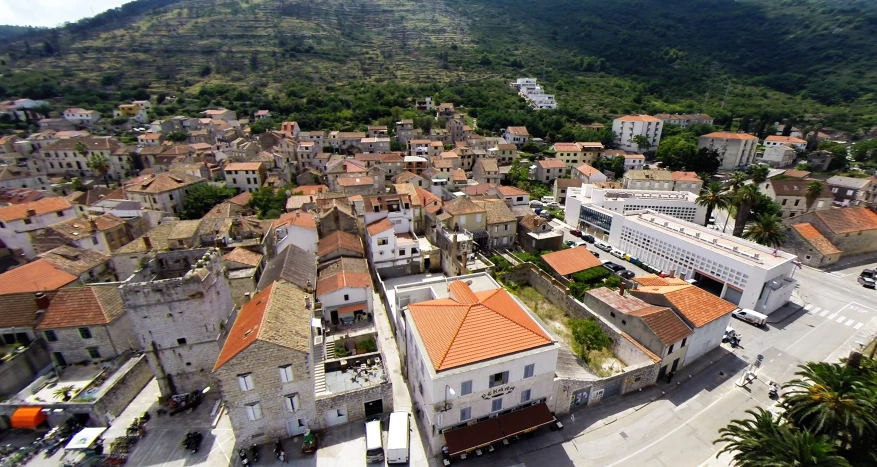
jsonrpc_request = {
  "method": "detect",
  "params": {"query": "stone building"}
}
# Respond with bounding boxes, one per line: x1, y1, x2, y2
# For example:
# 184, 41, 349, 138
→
783, 207, 877, 267
120, 248, 236, 396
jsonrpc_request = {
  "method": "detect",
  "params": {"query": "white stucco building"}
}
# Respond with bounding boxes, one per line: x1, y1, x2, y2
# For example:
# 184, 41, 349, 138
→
607, 210, 798, 314
612, 115, 663, 152
698, 132, 759, 170
764, 135, 807, 152
62, 108, 101, 126
273, 211, 318, 255
565, 184, 707, 230
394, 274, 559, 456
0, 197, 76, 258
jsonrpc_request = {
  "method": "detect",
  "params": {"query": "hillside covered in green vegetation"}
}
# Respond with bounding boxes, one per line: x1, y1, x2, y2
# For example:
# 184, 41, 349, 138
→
1, 0, 877, 132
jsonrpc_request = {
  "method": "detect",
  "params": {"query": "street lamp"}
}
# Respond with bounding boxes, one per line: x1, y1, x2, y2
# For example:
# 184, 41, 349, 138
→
444, 385, 456, 411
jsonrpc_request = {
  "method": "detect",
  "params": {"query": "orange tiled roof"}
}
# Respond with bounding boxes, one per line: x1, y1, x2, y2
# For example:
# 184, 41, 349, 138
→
792, 223, 841, 256
537, 159, 566, 169
227, 191, 253, 206
366, 218, 394, 236
273, 211, 317, 230
505, 126, 529, 136
553, 143, 582, 152
671, 171, 701, 182
632, 283, 737, 327
222, 247, 264, 267
575, 163, 601, 177
295, 185, 329, 196
813, 207, 877, 234
0, 197, 72, 222
316, 257, 373, 296
224, 162, 264, 171
317, 231, 364, 257
337, 176, 373, 187
616, 115, 662, 122
541, 247, 602, 276
628, 306, 692, 346
408, 281, 553, 371
766, 135, 807, 144
702, 132, 757, 140
0, 260, 78, 295
495, 186, 528, 196
36, 285, 124, 330
634, 275, 690, 287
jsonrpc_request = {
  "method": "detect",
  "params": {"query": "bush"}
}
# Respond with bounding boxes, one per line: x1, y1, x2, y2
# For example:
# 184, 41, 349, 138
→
490, 255, 511, 272
571, 267, 611, 285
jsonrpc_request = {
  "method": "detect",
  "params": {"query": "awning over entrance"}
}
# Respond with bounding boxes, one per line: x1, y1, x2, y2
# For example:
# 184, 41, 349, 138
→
10, 407, 46, 429
65, 427, 107, 450
498, 403, 555, 437
444, 418, 503, 457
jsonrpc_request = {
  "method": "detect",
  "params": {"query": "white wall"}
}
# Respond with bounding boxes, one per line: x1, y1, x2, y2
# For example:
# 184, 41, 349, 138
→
275, 225, 318, 254
684, 314, 731, 364
318, 287, 373, 318
0, 208, 77, 258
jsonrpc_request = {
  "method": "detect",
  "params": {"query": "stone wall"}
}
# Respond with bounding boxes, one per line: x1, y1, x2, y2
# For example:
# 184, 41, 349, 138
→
0, 339, 52, 399
314, 381, 393, 430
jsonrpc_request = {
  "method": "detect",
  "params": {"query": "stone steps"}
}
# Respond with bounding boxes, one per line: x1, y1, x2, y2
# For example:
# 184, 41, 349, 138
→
313, 343, 327, 394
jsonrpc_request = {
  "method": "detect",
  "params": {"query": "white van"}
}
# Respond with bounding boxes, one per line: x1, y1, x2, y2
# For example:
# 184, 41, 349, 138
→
386, 411, 410, 464
365, 419, 384, 463
731, 308, 767, 327
540, 196, 556, 204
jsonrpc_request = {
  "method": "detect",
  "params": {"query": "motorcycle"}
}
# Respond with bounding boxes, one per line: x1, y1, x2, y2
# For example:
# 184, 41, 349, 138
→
273, 440, 284, 461
250, 443, 259, 463
239, 448, 250, 466
182, 432, 203, 453
768, 382, 779, 400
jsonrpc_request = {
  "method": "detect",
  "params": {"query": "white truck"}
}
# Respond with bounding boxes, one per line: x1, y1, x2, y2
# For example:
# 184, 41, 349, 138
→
386, 411, 410, 464
731, 308, 767, 327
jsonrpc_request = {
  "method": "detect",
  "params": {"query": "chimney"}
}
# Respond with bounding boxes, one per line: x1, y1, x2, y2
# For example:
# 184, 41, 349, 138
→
35, 292, 51, 310
143, 236, 152, 250
619, 282, 626, 296
305, 279, 312, 293
26, 209, 36, 217
244, 292, 251, 302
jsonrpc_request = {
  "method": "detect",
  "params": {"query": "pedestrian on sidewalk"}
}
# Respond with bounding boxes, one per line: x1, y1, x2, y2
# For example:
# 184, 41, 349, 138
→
570, 413, 575, 424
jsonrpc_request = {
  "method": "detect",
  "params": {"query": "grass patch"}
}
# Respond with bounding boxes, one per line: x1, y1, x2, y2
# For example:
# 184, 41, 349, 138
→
511, 285, 572, 348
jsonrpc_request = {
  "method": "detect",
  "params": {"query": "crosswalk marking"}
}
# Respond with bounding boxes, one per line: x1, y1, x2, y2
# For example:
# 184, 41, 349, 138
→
804, 304, 813, 311
855, 322, 865, 330
809, 307, 821, 314
819, 309, 830, 317
828, 312, 838, 320
845, 319, 856, 326
836, 315, 847, 323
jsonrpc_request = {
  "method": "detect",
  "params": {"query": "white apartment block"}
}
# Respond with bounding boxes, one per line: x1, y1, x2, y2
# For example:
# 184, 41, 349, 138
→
0, 197, 76, 258
607, 210, 798, 314
62, 108, 101, 126
764, 136, 807, 152
758, 145, 797, 168
565, 184, 707, 230
697, 132, 759, 170
224, 162, 266, 193
510, 78, 557, 109
612, 115, 663, 152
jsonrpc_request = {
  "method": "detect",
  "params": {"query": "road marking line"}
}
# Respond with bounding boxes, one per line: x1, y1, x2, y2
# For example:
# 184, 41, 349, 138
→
848, 301, 877, 313
828, 312, 838, 320
845, 319, 856, 326
819, 309, 830, 317
855, 322, 865, 330
836, 315, 847, 323
804, 304, 813, 311
787, 315, 832, 351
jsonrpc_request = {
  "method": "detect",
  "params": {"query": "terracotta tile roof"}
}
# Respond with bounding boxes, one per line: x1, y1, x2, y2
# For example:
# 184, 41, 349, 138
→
574, 164, 601, 177
616, 115, 662, 122
224, 162, 264, 172
168, 220, 202, 240
316, 257, 372, 296
780, 169, 811, 179
393, 171, 420, 184
769, 180, 831, 198
625, 169, 674, 181
766, 135, 807, 144
204, 201, 248, 218
702, 132, 757, 140
43, 136, 119, 152
0, 293, 42, 328
624, 154, 646, 160
792, 223, 841, 256
0, 260, 78, 295
443, 196, 486, 216
68, 187, 123, 206
813, 207, 877, 234
337, 176, 374, 187
628, 306, 692, 345
36, 285, 124, 330
257, 244, 317, 291
537, 159, 566, 169
451, 169, 467, 182
39, 245, 110, 276
554, 178, 582, 189
273, 211, 317, 230
553, 143, 582, 152
214, 281, 312, 370
317, 231, 364, 258
408, 281, 553, 371
416, 188, 443, 214
634, 275, 689, 287
474, 199, 516, 224
541, 247, 602, 276
222, 247, 264, 267
505, 126, 529, 136
124, 172, 204, 194
494, 186, 528, 196
519, 214, 550, 232
476, 158, 499, 172
631, 284, 737, 328
671, 171, 701, 182
294, 185, 329, 196
114, 221, 178, 254
367, 218, 394, 236
0, 197, 72, 222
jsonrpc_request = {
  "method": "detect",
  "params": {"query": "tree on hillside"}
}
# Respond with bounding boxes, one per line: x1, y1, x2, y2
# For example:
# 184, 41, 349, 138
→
714, 408, 851, 467
731, 184, 760, 237
248, 186, 287, 219
696, 182, 729, 227
656, 135, 698, 170
249, 119, 275, 134
180, 184, 236, 220
508, 159, 530, 184
569, 319, 611, 362
742, 214, 787, 247
632, 134, 651, 152
166, 130, 189, 143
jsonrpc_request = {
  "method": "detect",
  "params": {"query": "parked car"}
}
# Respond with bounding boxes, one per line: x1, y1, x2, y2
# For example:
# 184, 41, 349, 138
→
569, 230, 582, 237
546, 202, 561, 208
861, 269, 876, 280
581, 234, 595, 243
541, 196, 556, 204
591, 251, 600, 258
529, 200, 544, 208
594, 241, 612, 252
539, 211, 552, 218
617, 270, 636, 280
859, 276, 876, 289
610, 248, 625, 259
602, 262, 626, 273
731, 308, 767, 326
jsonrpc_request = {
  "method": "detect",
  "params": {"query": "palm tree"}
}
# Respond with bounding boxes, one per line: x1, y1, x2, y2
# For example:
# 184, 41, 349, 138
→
696, 182, 728, 227
87, 153, 111, 187
715, 408, 850, 467
743, 213, 787, 247
750, 164, 770, 183
731, 184, 760, 237
782, 362, 877, 452
727, 171, 749, 192
805, 180, 825, 210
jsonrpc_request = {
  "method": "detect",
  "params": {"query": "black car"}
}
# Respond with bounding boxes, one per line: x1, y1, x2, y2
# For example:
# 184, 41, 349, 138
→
581, 234, 595, 243
602, 262, 626, 272
617, 270, 636, 280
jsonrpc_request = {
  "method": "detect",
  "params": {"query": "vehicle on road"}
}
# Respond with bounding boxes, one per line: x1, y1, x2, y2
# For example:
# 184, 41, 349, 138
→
546, 201, 561, 208
602, 262, 626, 273
539, 211, 552, 218
541, 196, 556, 204
529, 200, 544, 208
581, 234, 595, 243
861, 269, 875, 280
386, 412, 410, 464
569, 230, 581, 237
610, 248, 625, 259
365, 419, 384, 463
567, 239, 586, 248
617, 270, 636, 280
858, 276, 876, 289
594, 241, 612, 252
731, 308, 767, 326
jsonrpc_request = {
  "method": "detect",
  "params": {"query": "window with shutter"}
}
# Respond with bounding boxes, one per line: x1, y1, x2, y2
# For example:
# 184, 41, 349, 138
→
237, 373, 255, 392
279, 365, 294, 383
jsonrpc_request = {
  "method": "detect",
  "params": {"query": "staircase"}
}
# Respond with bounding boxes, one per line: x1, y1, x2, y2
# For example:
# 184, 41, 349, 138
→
313, 342, 327, 394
